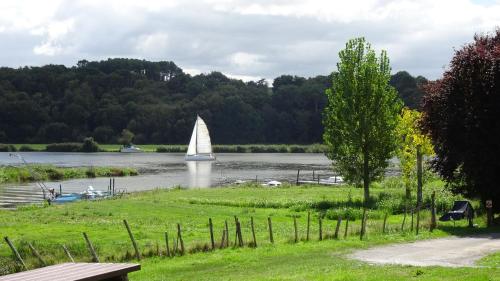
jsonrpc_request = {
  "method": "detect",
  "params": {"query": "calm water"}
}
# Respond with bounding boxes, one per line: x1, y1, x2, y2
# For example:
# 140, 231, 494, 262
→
0, 152, 333, 208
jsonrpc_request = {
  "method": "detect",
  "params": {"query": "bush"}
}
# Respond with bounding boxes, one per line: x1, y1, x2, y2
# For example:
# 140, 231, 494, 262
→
289, 146, 306, 153
85, 167, 96, 178
81, 137, 99, 152
46, 168, 64, 180
0, 144, 17, 152
46, 143, 82, 152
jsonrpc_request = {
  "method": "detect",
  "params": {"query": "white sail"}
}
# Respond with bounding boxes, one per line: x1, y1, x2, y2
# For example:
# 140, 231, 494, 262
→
195, 116, 212, 154
186, 120, 197, 155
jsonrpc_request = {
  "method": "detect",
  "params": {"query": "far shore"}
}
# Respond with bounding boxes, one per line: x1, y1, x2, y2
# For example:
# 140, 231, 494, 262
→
2, 143, 327, 153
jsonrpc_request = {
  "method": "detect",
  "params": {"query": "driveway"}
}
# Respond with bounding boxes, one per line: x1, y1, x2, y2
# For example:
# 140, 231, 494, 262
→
351, 233, 500, 267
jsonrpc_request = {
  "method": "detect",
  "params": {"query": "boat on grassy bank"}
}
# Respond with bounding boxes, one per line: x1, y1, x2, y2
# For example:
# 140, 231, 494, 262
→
120, 144, 142, 153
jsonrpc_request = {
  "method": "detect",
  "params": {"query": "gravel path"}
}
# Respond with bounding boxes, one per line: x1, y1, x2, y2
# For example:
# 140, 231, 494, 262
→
351, 233, 500, 267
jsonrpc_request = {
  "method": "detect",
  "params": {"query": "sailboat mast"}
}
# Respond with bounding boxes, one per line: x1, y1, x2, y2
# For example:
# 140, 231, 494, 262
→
195, 117, 198, 154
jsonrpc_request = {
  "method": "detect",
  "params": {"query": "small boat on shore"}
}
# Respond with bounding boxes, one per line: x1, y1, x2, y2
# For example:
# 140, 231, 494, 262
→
120, 144, 142, 153
185, 115, 216, 161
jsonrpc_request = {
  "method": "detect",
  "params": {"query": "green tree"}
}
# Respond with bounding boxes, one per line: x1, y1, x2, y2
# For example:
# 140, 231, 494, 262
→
118, 129, 135, 145
395, 108, 434, 203
323, 37, 402, 205
422, 30, 500, 212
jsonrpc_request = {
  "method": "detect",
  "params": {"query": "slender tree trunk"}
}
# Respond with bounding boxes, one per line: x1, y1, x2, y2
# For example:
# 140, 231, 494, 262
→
416, 145, 423, 208
405, 184, 411, 200
363, 149, 370, 207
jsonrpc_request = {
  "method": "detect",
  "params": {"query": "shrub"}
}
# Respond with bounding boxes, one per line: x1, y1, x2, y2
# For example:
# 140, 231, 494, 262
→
46, 168, 64, 180
85, 167, 96, 178
81, 137, 99, 152
0, 144, 17, 152
289, 146, 306, 153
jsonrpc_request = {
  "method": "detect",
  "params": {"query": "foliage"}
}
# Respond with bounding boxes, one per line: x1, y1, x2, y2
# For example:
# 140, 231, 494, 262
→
81, 137, 99, 152
421, 29, 500, 211
395, 108, 434, 197
323, 37, 402, 204
0, 143, 16, 152
0, 58, 423, 144
118, 129, 134, 145
0, 165, 138, 184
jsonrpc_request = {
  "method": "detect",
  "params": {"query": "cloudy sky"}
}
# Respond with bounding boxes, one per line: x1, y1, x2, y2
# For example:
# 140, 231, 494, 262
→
0, 0, 499, 81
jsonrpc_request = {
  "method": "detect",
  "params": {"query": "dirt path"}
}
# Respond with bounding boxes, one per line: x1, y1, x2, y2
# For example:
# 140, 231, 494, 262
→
351, 233, 500, 267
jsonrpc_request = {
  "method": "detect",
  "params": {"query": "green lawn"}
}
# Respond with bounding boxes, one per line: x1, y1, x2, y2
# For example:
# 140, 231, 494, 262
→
0, 183, 497, 280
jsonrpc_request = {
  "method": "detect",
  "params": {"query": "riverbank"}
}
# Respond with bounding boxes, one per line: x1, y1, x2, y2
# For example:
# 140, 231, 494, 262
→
1, 182, 497, 280
4, 143, 327, 153
0, 165, 138, 184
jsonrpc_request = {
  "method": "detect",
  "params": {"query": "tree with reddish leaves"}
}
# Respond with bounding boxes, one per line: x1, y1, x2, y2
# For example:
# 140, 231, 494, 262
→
421, 29, 500, 212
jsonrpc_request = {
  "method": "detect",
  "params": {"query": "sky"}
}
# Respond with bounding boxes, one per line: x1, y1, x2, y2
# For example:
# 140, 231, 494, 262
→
0, 0, 499, 81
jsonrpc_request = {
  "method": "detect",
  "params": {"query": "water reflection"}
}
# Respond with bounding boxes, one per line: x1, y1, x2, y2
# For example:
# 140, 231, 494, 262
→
187, 161, 212, 187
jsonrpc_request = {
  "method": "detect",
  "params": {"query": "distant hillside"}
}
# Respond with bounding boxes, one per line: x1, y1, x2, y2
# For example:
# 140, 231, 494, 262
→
0, 58, 426, 144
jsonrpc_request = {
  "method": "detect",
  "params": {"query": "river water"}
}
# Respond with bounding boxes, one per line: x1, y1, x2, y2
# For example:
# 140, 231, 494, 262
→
0, 152, 333, 208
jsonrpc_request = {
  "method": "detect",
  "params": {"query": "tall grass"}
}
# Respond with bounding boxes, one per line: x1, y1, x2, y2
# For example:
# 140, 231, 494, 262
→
0, 165, 138, 184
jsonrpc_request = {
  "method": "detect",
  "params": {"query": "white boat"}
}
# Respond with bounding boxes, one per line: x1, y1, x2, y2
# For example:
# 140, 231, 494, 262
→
185, 115, 216, 161
120, 144, 142, 153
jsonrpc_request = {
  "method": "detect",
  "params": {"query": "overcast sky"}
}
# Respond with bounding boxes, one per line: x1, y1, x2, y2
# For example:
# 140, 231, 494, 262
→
0, 0, 499, 81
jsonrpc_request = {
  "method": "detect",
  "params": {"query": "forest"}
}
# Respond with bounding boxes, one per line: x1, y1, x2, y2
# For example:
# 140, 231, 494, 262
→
0, 58, 426, 144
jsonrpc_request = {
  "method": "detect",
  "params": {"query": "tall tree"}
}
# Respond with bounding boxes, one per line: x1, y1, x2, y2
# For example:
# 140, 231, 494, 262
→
323, 37, 402, 205
395, 108, 434, 203
422, 30, 500, 212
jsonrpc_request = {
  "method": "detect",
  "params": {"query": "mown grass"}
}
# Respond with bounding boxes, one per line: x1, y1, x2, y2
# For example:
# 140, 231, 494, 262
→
477, 251, 500, 267
1, 181, 497, 280
9, 143, 327, 153
0, 164, 138, 184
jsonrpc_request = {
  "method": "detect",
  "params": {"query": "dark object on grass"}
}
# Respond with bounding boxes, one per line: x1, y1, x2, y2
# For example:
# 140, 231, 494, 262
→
439, 200, 474, 222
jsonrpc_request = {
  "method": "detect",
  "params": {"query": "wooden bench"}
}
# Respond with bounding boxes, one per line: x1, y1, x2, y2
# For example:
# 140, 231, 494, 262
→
0, 262, 140, 281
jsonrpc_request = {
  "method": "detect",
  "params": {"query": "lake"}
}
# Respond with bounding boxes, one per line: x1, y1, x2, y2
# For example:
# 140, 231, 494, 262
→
0, 152, 333, 208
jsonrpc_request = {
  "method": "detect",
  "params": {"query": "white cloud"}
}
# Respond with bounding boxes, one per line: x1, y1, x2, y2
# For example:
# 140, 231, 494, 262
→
0, 0, 499, 80
135, 33, 169, 55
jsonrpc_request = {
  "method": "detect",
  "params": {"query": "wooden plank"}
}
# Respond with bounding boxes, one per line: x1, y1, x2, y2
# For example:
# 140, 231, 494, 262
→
0, 263, 140, 281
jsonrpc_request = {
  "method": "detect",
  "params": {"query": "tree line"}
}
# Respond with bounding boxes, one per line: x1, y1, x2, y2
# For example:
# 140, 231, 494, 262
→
0, 58, 426, 144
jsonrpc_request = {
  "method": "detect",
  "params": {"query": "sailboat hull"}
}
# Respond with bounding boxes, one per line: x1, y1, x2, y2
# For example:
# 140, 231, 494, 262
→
185, 154, 216, 161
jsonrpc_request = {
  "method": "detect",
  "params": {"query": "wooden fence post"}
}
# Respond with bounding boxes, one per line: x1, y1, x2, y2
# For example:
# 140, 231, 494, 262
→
209, 218, 215, 250
318, 217, 323, 241
4, 237, 27, 270
28, 242, 46, 266
82, 232, 99, 263
382, 213, 388, 234
268, 217, 274, 243
306, 211, 311, 241
251, 217, 257, 247
177, 223, 185, 255
62, 244, 74, 262
296, 169, 300, 185
344, 217, 349, 238
334, 216, 342, 239
123, 220, 141, 260
220, 229, 226, 249
416, 208, 421, 235
293, 216, 298, 243
430, 191, 437, 231
360, 209, 367, 240
410, 210, 414, 232
401, 209, 407, 231
225, 220, 229, 247
165, 232, 171, 257
236, 220, 243, 247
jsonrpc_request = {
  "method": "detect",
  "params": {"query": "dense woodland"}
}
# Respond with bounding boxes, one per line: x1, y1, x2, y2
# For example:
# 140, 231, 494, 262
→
0, 59, 426, 144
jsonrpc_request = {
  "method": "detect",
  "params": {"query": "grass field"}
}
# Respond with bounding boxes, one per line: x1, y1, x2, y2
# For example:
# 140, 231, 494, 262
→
0, 182, 498, 280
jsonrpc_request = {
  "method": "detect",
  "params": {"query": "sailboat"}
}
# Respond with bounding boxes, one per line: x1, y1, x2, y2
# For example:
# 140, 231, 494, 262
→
185, 115, 216, 161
